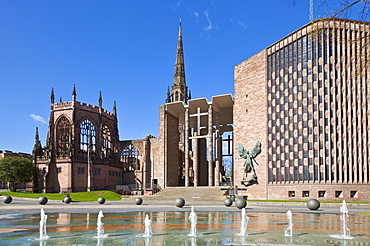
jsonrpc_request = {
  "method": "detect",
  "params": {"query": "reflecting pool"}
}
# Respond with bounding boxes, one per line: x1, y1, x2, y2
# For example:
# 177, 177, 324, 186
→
0, 211, 369, 245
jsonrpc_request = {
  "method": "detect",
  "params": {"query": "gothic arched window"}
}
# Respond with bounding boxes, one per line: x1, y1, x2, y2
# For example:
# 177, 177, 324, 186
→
56, 116, 71, 156
80, 119, 96, 151
102, 124, 111, 155
121, 144, 140, 170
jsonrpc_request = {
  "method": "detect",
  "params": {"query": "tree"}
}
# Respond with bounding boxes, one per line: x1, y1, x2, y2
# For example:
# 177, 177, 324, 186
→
291, 0, 370, 21
0, 156, 34, 192
292, 0, 370, 75
317, 0, 369, 20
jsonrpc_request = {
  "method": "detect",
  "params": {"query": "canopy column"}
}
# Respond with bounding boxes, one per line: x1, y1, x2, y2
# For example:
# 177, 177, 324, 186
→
192, 132, 198, 187
184, 107, 190, 187
215, 112, 221, 186
208, 103, 214, 186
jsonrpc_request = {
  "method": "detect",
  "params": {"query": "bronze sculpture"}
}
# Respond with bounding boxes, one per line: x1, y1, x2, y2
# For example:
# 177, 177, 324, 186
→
238, 141, 261, 184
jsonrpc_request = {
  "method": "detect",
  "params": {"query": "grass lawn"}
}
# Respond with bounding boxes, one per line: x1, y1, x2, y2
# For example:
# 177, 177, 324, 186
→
0, 190, 122, 202
246, 199, 370, 204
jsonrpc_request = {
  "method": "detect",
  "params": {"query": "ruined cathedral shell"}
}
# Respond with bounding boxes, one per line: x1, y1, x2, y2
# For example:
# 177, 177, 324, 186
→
33, 86, 123, 193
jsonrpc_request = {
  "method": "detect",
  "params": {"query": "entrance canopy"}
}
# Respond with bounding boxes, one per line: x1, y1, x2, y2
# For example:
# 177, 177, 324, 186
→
166, 93, 234, 131
165, 93, 234, 187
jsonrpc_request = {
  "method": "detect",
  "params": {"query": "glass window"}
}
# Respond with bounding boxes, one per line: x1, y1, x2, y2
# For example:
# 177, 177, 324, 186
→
350, 191, 358, 198
94, 168, 101, 175
335, 191, 343, 198
77, 167, 85, 174
318, 191, 326, 197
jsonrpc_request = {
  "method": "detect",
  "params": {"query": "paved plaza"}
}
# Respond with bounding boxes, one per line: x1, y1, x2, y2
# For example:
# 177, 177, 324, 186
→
1, 194, 370, 215
1, 190, 370, 245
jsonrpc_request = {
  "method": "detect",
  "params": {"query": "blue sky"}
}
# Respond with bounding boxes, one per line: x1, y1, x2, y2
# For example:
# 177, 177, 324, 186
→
1, 0, 336, 153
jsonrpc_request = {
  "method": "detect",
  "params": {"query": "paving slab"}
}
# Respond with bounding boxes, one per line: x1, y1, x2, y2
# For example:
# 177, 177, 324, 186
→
0, 195, 369, 215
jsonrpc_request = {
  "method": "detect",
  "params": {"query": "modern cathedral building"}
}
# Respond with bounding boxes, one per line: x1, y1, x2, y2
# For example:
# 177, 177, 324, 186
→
234, 18, 370, 201
33, 18, 370, 201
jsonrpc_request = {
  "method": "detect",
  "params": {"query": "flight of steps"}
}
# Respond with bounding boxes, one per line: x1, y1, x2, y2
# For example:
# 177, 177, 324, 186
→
138, 186, 229, 203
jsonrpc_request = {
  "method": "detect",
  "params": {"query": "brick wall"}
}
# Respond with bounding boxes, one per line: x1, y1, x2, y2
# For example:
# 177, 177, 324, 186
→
166, 111, 180, 186
148, 137, 162, 189
234, 49, 269, 199
155, 105, 167, 189
267, 184, 368, 201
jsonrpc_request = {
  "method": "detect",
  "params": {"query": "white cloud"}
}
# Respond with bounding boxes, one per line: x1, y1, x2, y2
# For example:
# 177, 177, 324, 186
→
236, 19, 248, 30
230, 18, 248, 30
169, 0, 183, 11
203, 10, 214, 31
30, 114, 47, 124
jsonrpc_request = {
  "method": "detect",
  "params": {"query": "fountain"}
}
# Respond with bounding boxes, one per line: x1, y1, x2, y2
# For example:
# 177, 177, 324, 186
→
330, 200, 354, 240
284, 210, 293, 237
143, 214, 153, 237
188, 206, 198, 237
2, 209, 369, 244
38, 208, 49, 241
94, 210, 108, 239
236, 208, 249, 236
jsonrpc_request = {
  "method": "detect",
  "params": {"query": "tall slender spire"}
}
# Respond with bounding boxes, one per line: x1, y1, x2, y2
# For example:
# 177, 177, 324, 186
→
72, 84, 77, 101
113, 100, 117, 116
33, 127, 42, 157
166, 86, 171, 103
98, 91, 103, 107
35, 127, 40, 142
50, 87, 55, 111
173, 19, 186, 87
50, 87, 55, 104
168, 19, 189, 103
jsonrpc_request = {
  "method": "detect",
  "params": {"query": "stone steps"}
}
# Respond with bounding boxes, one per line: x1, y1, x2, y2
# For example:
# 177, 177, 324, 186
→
133, 186, 229, 203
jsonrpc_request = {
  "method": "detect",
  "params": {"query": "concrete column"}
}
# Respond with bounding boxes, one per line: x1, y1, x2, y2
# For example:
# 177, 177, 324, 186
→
208, 104, 213, 186
215, 111, 221, 186
193, 132, 198, 186
184, 107, 189, 187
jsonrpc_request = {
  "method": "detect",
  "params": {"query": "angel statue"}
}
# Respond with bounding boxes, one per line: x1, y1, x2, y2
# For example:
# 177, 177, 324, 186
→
238, 141, 262, 184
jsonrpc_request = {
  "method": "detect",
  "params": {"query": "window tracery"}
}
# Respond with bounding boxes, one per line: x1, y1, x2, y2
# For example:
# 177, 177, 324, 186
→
56, 116, 71, 156
121, 144, 140, 170
102, 124, 111, 156
80, 119, 96, 151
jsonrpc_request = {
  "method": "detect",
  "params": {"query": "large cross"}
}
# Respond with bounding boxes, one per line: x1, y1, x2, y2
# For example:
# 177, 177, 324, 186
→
189, 107, 208, 136
222, 134, 233, 156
